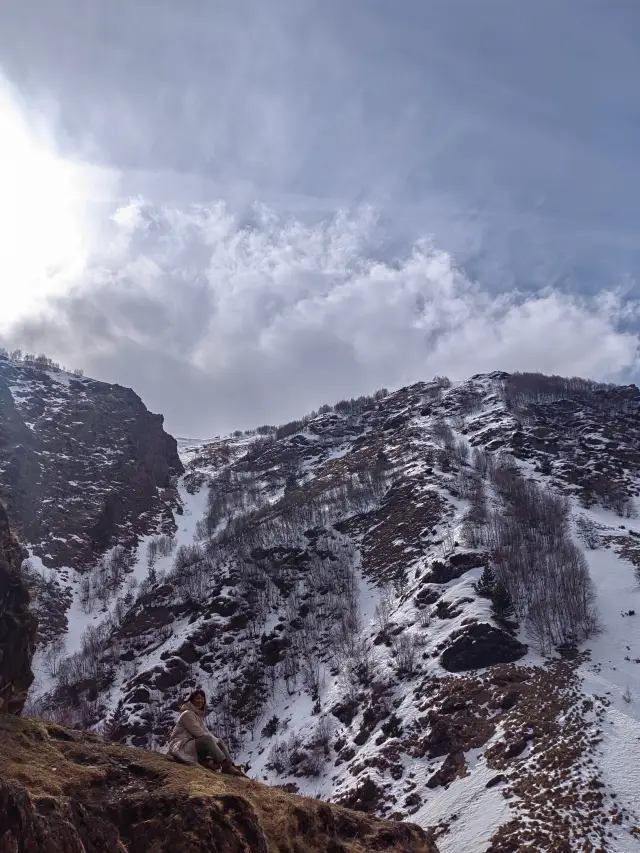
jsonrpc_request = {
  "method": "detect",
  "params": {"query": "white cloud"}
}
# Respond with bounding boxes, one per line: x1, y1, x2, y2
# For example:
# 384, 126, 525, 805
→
0, 73, 114, 329
1, 1, 639, 434
6, 199, 638, 435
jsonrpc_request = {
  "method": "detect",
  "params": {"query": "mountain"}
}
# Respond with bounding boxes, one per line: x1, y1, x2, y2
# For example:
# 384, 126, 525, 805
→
6, 361, 640, 851
0, 354, 183, 571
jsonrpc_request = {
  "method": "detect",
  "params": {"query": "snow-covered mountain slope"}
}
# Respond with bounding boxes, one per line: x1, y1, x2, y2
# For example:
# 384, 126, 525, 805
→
0, 353, 183, 572
18, 370, 640, 852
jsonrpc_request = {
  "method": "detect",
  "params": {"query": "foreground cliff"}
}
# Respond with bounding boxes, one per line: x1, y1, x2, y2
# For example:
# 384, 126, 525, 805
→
0, 714, 437, 853
0, 354, 183, 570
0, 502, 36, 714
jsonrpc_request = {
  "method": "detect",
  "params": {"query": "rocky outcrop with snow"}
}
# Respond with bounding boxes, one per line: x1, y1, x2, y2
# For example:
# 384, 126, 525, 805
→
0, 354, 183, 571
16, 370, 640, 851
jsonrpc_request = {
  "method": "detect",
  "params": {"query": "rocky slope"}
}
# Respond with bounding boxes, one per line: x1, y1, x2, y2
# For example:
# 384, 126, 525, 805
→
0, 501, 37, 714
0, 353, 183, 571
17, 370, 640, 851
0, 714, 436, 853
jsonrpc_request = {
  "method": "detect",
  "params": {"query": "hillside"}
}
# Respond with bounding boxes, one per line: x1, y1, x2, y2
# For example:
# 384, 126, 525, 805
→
0, 353, 183, 571
12, 368, 640, 851
0, 715, 435, 852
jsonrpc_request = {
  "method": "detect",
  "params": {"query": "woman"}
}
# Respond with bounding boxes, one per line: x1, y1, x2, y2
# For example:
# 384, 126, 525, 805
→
168, 689, 244, 776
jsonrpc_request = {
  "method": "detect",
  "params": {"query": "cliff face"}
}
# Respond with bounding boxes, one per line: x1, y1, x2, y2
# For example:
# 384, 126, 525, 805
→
0, 715, 437, 853
0, 503, 37, 715
0, 356, 184, 569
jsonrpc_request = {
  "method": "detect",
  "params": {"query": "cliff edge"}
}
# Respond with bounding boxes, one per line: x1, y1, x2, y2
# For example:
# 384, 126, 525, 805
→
0, 715, 437, 853
0, 502, 36, 714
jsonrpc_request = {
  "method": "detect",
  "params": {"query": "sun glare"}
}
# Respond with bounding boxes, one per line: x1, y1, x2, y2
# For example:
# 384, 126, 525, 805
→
0, 77, 98, 329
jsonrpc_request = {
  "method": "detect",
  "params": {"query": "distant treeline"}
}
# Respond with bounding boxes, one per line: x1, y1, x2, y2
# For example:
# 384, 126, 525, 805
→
0, 348, 84, 377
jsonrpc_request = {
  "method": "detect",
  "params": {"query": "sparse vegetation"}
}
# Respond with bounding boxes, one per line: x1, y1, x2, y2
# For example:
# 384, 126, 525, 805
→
17, 367, 640, 848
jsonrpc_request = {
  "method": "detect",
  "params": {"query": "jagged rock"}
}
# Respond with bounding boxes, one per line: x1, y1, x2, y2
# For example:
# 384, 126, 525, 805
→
0, 358, 183, 569
426, 751, 466, 789
259, 634, 291, 666
440, 623, 528, 672
414, 584, 440, 608
337, 776, 384, 815
332, 698, 359, 726
0, 503, 37, 715
486, 774, 508, 789
0, 716, 437, 853
427, 552, 487, 584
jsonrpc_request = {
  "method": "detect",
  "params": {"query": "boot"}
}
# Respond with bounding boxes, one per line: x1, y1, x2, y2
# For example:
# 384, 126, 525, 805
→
221, 759, 245, 777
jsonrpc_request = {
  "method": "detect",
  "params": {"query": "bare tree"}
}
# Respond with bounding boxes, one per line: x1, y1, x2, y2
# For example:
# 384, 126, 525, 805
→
575, 515, 600, 550
391, 633, 419, 677
374, 585, 394, 634
42, 636, 66, 678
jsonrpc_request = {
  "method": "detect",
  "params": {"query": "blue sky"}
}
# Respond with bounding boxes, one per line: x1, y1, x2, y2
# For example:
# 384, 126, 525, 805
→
1, 0, 639, 434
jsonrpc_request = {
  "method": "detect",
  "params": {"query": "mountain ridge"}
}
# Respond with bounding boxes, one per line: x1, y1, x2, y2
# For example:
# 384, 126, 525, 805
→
0, 353, 183, 571
6, 366, 640, 851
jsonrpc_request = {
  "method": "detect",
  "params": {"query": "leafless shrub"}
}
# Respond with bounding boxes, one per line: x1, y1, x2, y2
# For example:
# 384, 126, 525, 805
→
472, 447, 493, 478
525, 545, 599, 653
504, 371, 615, 409
301, 655, 322, 701
391, 633, 419, 677
344, 637, 379, 687
453, 439, 469, 466
416, 608, 432, 629
431, 419, 455, 447
374, 585, 394, 634
433, 375, 451, 389
300, 747, 325, 778
393, 569, 409, 598
266, 731, 306, 775
485, 459, 599, 651
171, 543, 211, 603
312, 716, 333, 754
575, 515, 601, 549
146, 534, 176, 567
440, 528, 456, 559
456, 470, 482, 501
41, 636, 66, 678
582, 476, 637, 518
105, 545, 129, 585
157, 622, 173, 642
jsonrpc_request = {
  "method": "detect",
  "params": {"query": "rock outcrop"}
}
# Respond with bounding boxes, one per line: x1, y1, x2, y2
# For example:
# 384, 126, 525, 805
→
0, 714, 438, 853
440, 623, 528, 672
0, 503, 37, 714
0, 356, 184, 569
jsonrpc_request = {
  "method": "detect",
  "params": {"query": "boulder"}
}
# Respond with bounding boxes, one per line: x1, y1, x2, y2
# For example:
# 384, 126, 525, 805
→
440, 623, 527, 672
427, 552, 488, 584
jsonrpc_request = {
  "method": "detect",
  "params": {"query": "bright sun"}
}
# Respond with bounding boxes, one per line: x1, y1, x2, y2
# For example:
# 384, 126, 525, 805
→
0, 76, 103, 330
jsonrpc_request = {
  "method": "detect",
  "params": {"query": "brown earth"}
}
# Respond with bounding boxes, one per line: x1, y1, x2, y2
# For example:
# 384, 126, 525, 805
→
0, 714, 439, 853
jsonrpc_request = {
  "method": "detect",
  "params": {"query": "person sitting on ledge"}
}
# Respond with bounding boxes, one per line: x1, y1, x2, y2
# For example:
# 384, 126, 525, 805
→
168, 689, 245, 777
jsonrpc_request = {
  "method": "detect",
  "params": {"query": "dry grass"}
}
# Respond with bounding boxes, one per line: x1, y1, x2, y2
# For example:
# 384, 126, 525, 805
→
0, 714, 437, 853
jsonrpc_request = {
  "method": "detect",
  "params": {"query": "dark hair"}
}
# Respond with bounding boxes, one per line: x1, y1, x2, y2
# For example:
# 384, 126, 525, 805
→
186, 689, 206, 710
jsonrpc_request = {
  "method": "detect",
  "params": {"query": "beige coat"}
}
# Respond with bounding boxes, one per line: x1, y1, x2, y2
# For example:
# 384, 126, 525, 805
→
167, 701, 209, 765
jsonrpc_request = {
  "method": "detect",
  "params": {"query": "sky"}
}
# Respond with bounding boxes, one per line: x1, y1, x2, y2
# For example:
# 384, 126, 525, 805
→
0, 0, 639, 436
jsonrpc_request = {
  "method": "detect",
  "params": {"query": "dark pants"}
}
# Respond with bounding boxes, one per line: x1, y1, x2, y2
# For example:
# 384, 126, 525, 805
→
195, 734, 233, 764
